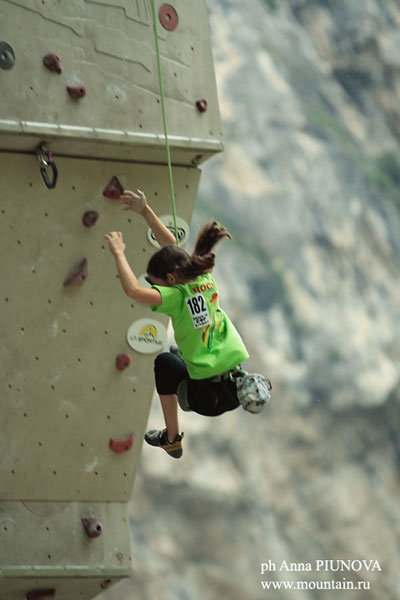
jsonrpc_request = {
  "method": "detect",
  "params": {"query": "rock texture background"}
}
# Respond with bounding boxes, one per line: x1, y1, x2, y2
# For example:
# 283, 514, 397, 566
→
102, 0, 400, 598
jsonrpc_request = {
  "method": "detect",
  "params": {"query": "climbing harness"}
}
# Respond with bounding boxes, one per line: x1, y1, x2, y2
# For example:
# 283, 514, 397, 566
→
36, 143, 58, 189
176, 368, 272, 415
151, 0, 179, 242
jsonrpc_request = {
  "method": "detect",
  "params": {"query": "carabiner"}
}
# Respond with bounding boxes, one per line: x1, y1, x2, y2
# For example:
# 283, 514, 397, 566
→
36, 144, 58, 189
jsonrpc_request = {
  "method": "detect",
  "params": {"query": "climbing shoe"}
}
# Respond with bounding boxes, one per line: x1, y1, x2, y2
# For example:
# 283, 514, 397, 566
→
144, 428, 184, 459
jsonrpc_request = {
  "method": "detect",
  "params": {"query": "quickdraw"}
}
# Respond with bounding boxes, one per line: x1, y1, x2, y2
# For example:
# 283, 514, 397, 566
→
36, 143, 58, 189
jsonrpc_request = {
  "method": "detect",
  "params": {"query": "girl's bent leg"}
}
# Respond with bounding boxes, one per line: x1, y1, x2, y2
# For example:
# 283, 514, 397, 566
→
159, 393, 180, 442
145, 353, 186, 457
154, 353, 187, 440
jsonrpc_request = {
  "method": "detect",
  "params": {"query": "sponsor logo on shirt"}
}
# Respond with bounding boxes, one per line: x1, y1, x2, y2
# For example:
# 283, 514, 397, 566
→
191, 281, 215, 294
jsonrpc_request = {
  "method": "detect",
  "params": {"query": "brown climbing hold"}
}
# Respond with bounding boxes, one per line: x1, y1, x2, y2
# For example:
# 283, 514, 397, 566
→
43, 53, 62, 74
116, 353, 131, 371
67, 85, 86, 99
103, 176, 124, 200
26, 590, 56, 600
196, 99, 208, 113
82, 210, 99, 227
81, 518, 103, 539
109, 433, 134, 454
63, 258, 89, 286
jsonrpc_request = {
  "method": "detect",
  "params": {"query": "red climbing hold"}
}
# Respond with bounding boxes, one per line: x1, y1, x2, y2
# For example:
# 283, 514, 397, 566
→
43, 53, 62, 74
109, 433, 134, 454
26, 590, 56, 600
103, 176, 124, 200
63, 258, 89, 286
116, 353, 131, 371
67, 85, 86, 99
196, 99, 208, 113
159, 4, 179, 31
81, 518, 103, 539
82, 210, 99, 227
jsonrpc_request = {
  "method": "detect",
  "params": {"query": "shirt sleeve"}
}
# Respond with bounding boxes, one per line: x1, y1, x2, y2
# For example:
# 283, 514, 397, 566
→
150, 285, 183, 317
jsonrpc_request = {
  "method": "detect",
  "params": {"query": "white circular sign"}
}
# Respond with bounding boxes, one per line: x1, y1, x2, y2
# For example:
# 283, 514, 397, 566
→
127, 318, 168, 354
147, 215, 189, 248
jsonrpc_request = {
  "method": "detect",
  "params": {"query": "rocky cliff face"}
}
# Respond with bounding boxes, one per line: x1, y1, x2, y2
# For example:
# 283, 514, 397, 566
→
102, 1, 400, 599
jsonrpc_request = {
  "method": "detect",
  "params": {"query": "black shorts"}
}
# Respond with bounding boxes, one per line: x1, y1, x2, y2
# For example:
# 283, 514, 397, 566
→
154, 352, 240, 417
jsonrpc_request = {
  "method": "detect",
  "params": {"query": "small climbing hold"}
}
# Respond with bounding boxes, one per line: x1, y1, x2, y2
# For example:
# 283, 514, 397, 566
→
43, 52, 62, 74
109, 433, 134, 454
67, 85, 86, 99
0, 42, 15, 70
81, 518, 103, 539
196, 99, 208, 113
26, 590, 56, 600
82, 210, 99, 228
159, 4, 179, 31
63, 258, 89, 286
103, 175, 124, 200
116, 353, 131, 371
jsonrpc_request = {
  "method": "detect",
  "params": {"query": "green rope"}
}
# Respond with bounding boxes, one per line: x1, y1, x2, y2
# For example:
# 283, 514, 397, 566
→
151, 0, 179, 243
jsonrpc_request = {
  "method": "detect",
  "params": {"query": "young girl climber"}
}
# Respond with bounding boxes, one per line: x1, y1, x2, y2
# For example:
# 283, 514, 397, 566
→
105, 189, 249, 459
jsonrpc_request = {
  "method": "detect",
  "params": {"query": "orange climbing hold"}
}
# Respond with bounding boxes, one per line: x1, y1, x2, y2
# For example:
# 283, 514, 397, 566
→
109, 434, 134, 454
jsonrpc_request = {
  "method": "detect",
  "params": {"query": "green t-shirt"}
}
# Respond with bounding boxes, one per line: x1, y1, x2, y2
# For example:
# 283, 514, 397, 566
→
151, 273, 249, 379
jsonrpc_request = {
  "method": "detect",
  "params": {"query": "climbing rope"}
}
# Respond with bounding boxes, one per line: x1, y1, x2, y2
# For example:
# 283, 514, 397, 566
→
151, 0, 179, 243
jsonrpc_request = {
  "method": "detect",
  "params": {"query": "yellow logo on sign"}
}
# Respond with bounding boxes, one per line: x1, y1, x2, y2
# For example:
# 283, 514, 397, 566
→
127, 318, 167, 354
139, 324, 157, 339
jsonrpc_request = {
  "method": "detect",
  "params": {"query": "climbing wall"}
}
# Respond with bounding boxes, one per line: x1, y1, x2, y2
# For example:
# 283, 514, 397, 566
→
0, 154, 199, 502
0, 1, 222, 599
0, 0, 222, 164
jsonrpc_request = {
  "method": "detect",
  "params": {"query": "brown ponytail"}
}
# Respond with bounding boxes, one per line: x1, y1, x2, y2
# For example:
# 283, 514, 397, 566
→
179, 221, 231, 281
192, 221, 232, 257
147, 221, 231, 284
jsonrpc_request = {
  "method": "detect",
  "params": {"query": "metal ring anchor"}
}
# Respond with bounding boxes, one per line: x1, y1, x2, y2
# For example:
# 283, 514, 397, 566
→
36, 144, 58, 189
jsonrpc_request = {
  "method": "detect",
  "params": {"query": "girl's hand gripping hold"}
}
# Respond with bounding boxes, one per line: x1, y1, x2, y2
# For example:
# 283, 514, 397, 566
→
120, 189, 147, 214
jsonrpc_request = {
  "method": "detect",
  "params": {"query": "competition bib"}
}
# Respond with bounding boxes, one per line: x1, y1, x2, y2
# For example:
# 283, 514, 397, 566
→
186, 293, 211, 329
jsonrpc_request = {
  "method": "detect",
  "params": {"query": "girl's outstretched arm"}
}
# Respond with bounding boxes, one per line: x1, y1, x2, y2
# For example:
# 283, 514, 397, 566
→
120, 190, 177, 247
105, 231, 162, 305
